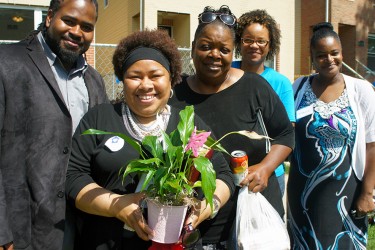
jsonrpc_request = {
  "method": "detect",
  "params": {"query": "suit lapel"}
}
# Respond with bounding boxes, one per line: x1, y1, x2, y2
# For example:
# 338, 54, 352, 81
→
27, 35, 68, 108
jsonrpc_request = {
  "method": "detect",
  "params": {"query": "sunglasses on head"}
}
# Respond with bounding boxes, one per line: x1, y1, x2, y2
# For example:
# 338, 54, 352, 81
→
179, 223, 200, 249
198, 12, 236, 27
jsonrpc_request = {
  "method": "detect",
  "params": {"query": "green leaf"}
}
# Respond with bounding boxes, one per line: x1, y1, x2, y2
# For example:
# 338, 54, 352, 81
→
193, 157, 216, 209
169, 130, 183, 147
161, 131, 179, 167
161, 130, 173, 148
205, 136, 229, 155
142, 135, 164, 160
82, 129, 142, 155
152, 166, 169, 195
177, 171, 189, 183
121, 158, 160, 180
192, 181, 202, 188
141, 171, 156, 192
177, 106, 195, 146
166, 179, 182, 191
165, 145, 177, 168
173, 147, 185, 173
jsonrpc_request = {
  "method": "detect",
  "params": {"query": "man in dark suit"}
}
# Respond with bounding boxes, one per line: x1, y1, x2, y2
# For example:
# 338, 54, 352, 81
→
0, 0, 108, 249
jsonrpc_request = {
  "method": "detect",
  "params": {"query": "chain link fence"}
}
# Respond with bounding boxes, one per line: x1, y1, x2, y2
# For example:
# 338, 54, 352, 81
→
0, 40, 193, 100
91, 44, 194, 100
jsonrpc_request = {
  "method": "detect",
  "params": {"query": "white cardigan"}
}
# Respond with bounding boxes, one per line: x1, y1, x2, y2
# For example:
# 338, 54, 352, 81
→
293, 73, 375, 180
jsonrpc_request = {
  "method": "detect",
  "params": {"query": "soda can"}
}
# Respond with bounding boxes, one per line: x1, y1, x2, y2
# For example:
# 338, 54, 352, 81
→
230, 150, 248, 186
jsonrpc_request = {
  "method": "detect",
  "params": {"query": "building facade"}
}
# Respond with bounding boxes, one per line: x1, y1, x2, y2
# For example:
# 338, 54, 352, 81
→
1, 1, 374, 82
297, 0, 375, 82
95, 0, 296, 81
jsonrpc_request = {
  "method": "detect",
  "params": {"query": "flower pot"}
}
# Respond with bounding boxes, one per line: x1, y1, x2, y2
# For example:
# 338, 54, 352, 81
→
147, 199, 188, 244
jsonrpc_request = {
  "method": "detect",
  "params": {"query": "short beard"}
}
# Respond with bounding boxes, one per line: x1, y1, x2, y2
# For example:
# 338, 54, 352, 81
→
45, 34, 83, 69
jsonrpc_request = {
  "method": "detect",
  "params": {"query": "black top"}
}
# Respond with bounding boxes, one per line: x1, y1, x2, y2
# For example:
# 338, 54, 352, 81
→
169, 72, 295, 243
65, 103, 234, 249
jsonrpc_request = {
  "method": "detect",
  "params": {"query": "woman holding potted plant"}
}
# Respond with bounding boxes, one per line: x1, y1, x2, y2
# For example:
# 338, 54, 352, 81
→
170, 5, 295, 249
65, 29, 235, 249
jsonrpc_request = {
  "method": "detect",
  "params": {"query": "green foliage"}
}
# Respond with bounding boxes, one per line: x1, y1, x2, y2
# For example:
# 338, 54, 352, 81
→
83, 106, 217, 208
368, 224, 375, 249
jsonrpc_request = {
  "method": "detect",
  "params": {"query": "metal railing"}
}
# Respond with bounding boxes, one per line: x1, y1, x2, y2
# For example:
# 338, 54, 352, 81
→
355, 59, 375, 81
342, 61, 365, 80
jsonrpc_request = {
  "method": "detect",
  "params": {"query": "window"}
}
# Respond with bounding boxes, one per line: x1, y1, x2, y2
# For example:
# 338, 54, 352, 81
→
158, 25, 172, 37
0, 8, 35, 40
104, 0, 109, 8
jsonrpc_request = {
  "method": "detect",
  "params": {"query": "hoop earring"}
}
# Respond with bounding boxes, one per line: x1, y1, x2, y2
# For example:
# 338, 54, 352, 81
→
170, 89, 174, 99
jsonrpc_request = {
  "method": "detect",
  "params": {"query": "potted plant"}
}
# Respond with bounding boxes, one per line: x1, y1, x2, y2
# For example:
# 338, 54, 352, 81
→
83, 105, 268, 243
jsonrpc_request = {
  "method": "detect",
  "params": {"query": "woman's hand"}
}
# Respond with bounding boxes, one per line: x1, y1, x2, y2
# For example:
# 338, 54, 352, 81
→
354, 193, 375, 218
184, 198, 212, 228
113, 193, 154, 241
240, 163, 272, 193
240, 144, 292, 193
184, 179, 230, 229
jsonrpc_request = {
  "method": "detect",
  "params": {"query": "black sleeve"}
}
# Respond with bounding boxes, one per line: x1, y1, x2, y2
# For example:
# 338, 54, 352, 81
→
262, 91, 295, 150
253, 75, 295, 150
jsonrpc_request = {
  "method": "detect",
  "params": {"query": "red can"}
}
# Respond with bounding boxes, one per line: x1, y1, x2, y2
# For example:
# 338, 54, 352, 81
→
230, 150, 248, 186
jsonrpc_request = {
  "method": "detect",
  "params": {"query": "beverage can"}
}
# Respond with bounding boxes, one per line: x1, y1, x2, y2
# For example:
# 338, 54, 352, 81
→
230, 150, 248, 186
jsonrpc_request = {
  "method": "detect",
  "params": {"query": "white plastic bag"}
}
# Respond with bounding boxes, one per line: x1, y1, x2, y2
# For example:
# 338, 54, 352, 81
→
235, 187, 290, 250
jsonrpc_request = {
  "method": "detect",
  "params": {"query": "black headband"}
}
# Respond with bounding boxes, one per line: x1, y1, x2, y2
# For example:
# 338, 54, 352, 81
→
123, 47, 171, 73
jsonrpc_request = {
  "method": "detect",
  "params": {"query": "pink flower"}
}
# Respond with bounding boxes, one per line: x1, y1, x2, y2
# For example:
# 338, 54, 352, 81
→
185, 127, 211, 157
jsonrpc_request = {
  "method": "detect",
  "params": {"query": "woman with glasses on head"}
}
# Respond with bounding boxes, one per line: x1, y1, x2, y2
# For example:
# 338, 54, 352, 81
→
170, 5, 294, 249
287, 22, 375, 249
233, 9, 295, 198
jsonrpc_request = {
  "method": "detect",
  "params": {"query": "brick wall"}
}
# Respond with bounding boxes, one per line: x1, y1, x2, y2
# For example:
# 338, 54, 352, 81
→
300, 0, 326, 74
86, 45, 95, 67
300, 0, 374, 78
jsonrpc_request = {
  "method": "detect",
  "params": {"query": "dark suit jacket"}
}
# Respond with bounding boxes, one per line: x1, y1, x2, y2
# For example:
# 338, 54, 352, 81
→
0, 32, 108, 249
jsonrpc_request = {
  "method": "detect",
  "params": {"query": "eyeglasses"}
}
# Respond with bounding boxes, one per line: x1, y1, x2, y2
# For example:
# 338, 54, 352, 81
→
241, 38, 269, 47
180, 223, 201, 249
198, 12, 236, 27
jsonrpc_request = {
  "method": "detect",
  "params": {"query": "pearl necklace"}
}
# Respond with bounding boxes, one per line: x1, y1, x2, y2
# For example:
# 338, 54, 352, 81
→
122, 103, 170, 141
